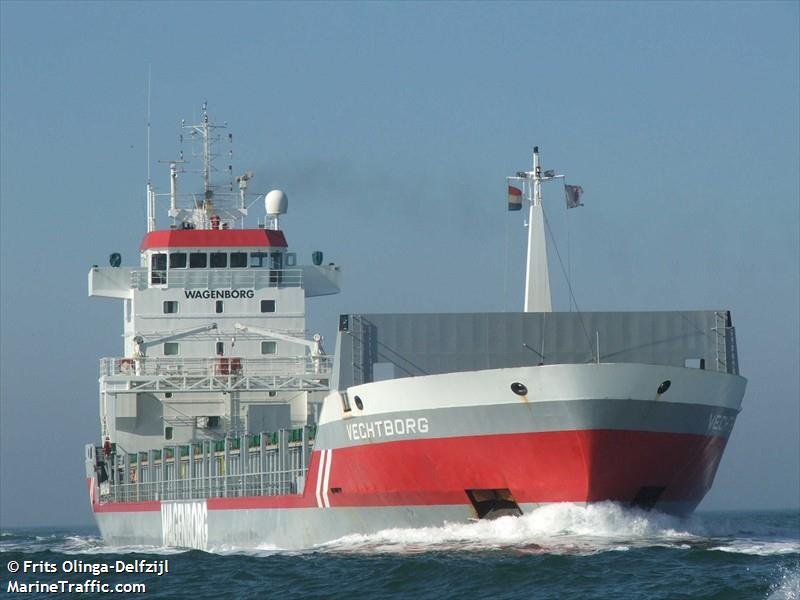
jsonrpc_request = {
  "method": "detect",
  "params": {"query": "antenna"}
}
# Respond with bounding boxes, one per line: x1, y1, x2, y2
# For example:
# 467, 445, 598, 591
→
145, 66, 155, 232
147, 65, 152, 183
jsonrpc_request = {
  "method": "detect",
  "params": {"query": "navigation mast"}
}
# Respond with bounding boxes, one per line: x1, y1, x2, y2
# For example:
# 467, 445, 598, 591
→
507, 146, 565, 312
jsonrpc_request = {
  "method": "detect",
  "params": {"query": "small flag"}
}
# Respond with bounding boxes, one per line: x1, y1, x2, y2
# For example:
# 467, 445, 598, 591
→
508, 185, 523, 211
564, 184, 584, 209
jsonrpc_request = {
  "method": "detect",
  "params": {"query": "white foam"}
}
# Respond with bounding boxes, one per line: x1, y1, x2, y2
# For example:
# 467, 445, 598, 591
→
317, 502, 703, 555
767, 567, 800, 600
710, 541, 800, 556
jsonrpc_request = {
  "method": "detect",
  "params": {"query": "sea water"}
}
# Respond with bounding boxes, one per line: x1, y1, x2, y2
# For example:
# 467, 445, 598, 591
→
2, 503, 797, 599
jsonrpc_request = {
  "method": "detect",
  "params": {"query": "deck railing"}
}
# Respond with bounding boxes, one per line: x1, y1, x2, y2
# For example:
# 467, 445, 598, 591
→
100, 355, 333, 378
130, 268, 303, 290
98, 427, 315, 503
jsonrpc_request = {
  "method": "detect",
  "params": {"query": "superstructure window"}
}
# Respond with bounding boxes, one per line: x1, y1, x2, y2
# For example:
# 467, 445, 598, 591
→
210, 252, 227, 268
230, 252, 247, 268
260, 300, 276, 313
169, 253, 187, 268
150, 253, 167, 285
216, 341, 225, 355
189, 253, 207, 268
215, 300, 224, 314
261, 341, 277, 355
250, 252, 269, 268
164, 342, 180, 356
269, 252, 283, 285
151, 253, 167, 270
163, 301, 179, 314
165, 427, 173, 440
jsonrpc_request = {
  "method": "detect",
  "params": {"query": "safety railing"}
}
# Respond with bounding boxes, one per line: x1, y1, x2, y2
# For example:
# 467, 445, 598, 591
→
100, 355, 333, 378
130, 268, 303, 290
98, 428, 315, 503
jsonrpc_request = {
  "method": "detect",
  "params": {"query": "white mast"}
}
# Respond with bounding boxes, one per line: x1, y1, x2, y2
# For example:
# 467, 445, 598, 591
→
508, 146, 565, 312
525, 147, 551, 312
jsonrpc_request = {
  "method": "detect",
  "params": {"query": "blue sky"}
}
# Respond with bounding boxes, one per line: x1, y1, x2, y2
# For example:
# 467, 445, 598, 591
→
1, 1, 798, 526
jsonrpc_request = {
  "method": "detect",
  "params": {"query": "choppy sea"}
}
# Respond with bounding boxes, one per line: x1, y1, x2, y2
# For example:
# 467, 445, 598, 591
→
2, 503, 798, 599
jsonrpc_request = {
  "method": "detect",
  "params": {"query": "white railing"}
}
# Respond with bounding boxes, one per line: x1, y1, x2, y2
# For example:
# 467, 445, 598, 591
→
100, 355, 332, 378
130, 268, 303, 290
98, 429, 314, 503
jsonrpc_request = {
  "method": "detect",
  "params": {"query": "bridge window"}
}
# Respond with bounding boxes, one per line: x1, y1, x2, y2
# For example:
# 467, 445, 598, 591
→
164, 342, 180, 356
261, 300, 276, 313
189, 253, 207, 268
163, 301, 179, 314
230, 252, 247, 268
250, 252, 269, 267
261, 341, 277, 354
269, 253, 283, 285
169, 252, 187, 268
210, 252, 227, 268
150, 253, 167, 284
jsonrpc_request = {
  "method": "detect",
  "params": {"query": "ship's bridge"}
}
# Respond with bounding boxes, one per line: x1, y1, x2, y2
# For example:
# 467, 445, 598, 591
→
89, 227, 341, 298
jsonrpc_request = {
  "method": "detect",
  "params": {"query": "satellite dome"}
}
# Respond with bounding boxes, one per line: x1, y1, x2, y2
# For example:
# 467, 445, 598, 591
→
265, 190, 288, 215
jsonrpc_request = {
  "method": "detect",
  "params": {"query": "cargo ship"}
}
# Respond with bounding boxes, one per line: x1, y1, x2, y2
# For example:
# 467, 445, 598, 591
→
85, 105, 746, 550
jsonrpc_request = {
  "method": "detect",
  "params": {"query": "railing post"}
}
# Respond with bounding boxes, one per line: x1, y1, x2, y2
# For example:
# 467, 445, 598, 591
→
223, 436, 230, 498
279, 429, 289, 494
242, 435, 249, 497
259, 432, 266, 496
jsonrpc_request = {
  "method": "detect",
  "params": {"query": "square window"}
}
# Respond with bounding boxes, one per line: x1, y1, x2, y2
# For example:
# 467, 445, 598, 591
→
261, 341, 277, 355
260, 300, 276, 313
189, 253, 207, 268
250, 252, 269, 268
164, 342, 180, 356
215, 300, 224, 314
230, 252, 247, 268
210, 252, 227, 268
169, 253, 187, 268
163, 301, 179, 314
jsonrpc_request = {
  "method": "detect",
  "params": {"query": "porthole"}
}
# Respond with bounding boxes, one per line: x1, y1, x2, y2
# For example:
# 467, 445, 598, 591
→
354, 395, 364, 410
657, 380, 671, 394
510, 382, 528, 396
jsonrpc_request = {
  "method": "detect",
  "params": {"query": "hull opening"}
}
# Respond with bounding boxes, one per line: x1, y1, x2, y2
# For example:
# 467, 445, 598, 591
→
630, 486, 666, 511
466, 489, 522, 519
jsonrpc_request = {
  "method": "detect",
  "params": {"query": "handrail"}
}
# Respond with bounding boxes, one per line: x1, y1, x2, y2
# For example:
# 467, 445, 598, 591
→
130, 268, 303, 290
100, 355, 333, 378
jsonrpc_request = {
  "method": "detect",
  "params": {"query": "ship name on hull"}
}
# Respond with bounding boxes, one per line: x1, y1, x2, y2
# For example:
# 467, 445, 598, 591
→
345, 417, 429, 442
161, 500, 207, 550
